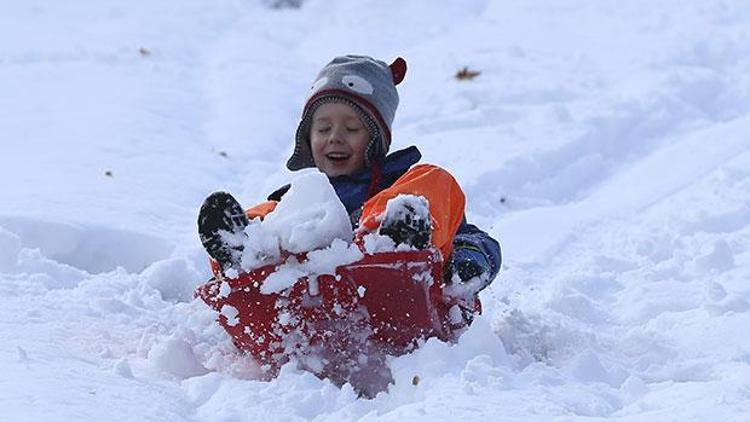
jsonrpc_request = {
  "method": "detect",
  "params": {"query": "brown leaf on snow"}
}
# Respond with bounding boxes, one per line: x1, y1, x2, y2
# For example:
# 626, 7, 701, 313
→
455, 67, 481, 81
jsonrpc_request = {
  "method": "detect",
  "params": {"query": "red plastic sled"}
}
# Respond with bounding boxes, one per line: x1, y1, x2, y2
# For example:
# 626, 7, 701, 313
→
195, 248, 478, 374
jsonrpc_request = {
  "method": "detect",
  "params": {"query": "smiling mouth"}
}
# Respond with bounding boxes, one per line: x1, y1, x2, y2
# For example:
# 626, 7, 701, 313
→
326, 152, 351, 161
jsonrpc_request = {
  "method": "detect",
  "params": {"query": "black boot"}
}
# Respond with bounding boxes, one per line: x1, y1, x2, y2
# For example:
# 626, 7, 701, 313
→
378, 195, 432, 250
197, 191, 249, 272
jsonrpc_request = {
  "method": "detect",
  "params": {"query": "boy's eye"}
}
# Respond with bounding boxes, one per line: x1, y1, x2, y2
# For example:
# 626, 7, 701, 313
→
346, 127, 361, 132
316, 127, 331, 133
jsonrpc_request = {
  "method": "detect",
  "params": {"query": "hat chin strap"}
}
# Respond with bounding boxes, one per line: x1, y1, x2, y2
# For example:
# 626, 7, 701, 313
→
366, 160, 383, 200
363, 133, 385, 168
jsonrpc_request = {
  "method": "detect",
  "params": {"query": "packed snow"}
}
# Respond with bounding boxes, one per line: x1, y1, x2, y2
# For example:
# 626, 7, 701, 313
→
233, 170, 357, 272
2, 0, 750, 421
226, 172, 365, 294
259, 171, 353, 255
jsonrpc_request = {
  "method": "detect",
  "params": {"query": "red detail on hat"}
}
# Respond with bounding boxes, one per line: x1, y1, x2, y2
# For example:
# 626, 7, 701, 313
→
390, 57, 407, 85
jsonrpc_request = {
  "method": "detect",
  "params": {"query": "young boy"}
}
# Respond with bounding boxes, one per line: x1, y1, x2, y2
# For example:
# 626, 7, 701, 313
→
198, 55, 501, 325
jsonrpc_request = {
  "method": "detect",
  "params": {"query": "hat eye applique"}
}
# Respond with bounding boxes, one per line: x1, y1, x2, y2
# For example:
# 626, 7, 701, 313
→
342, 75, 374, 95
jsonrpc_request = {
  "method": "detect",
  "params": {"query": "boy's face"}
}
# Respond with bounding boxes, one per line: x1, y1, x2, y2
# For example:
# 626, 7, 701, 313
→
310, 102, 370, 177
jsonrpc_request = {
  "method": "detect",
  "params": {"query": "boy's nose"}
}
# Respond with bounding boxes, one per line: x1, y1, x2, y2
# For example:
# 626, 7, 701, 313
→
327, 127, 346, 143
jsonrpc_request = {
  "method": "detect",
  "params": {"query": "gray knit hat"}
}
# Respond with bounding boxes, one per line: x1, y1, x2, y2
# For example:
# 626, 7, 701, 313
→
287, 55, 407, 171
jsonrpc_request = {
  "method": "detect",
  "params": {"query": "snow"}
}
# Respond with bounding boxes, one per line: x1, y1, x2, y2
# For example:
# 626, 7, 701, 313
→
259, 264, 307, 294
230, 172, 363, 294
380, 194, 430, 230
362, 232, 398, 255
2, 0, 750, 420
0, 226, 21, 272
259, 239, 362, 294
113, 358, 135, 379
236, 171, 355, 271
148, 334, 210, 379
259, 171, 353, 254
219, 305, 240, 327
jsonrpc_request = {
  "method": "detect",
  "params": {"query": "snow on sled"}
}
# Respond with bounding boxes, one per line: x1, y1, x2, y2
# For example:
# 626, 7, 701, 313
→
195, 247, 477, 374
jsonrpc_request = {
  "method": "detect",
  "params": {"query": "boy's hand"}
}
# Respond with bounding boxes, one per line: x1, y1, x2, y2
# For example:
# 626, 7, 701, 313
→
446, 246, 491, 288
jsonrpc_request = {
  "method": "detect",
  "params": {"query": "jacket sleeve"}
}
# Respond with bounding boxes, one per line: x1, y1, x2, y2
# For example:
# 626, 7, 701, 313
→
452, 216, 502, 289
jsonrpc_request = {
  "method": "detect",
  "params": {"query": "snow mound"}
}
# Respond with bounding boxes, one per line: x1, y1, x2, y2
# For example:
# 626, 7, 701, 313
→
0, 217, 173, 274
238, 171, 355, 271
262, 171, 353, 254
141, 257, 203, 303
148, 333, 210, 380
0, 225, 22, 272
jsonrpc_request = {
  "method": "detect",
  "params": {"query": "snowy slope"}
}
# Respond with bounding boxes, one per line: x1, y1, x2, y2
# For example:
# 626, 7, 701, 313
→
2, 0, 750, 420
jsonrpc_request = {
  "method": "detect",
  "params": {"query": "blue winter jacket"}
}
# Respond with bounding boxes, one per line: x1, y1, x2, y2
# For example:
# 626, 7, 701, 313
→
269, 146, 501, 288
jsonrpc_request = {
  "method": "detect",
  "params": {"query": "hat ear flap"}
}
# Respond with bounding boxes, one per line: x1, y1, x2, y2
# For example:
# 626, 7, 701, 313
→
389, 57, 407, 85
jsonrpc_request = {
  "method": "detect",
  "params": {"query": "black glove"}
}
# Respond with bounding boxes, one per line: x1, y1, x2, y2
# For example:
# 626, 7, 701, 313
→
198, 191, 249, 271
446, 246, 491, 288
378, 199, 432, 250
